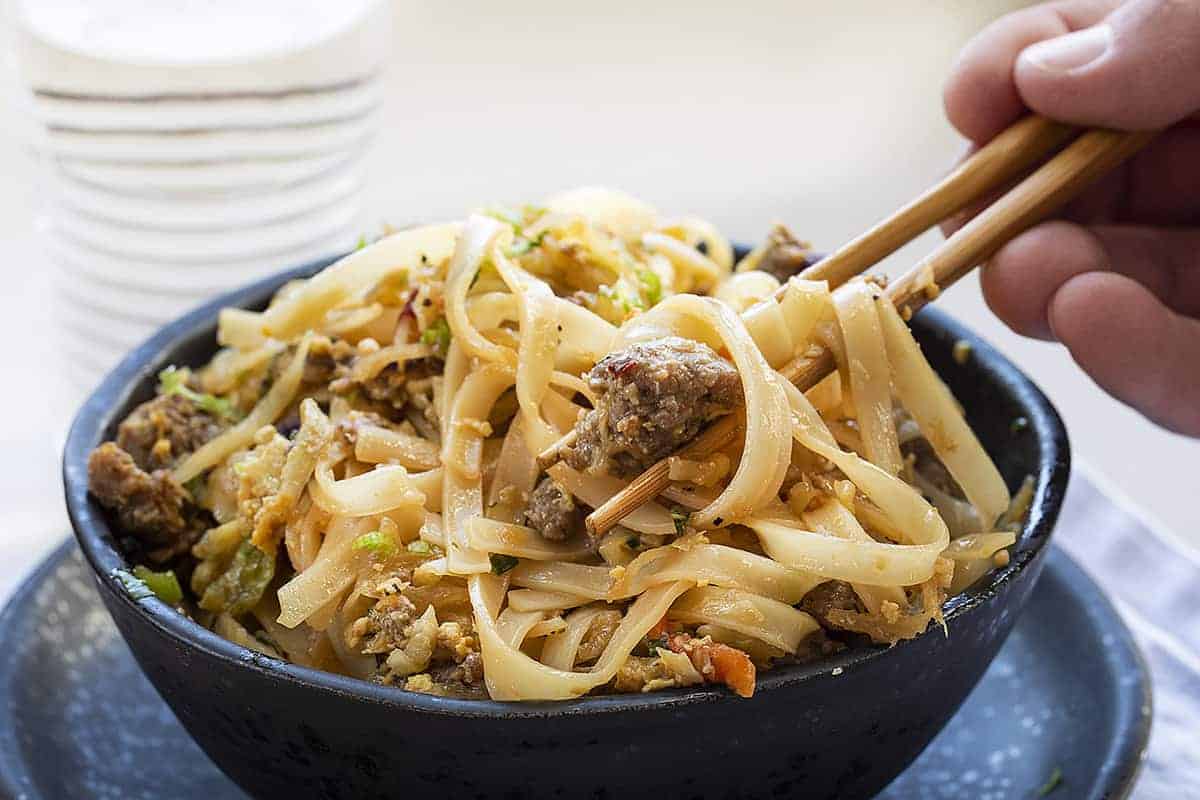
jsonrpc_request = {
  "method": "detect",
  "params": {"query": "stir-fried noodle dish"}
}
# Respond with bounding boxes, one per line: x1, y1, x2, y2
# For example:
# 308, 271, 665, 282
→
88, 188, 1030, 701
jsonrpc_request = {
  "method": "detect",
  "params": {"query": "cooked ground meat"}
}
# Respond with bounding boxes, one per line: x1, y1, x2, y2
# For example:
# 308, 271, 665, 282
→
87, 443, 203, 563
301, 336, 355, 386
756, 224, 815, 283
800, 580, 865, 630
348, 592, 418, 654
562, 337, 743, 478
523, 476, 583, 541
115, 393, 224, 471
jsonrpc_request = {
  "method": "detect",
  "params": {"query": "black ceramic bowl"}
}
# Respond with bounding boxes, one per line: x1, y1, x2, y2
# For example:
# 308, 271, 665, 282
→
63, 254, 1069, 800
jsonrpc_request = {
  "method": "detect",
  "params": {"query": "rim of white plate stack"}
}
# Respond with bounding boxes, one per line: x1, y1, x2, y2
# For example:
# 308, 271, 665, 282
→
10, 0, 390, 396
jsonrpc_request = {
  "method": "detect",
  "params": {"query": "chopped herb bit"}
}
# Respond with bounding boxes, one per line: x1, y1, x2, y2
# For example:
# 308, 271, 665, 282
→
626, 534, 641, 550
506, 232, 546, 257
670, 509, 689, 536
419, 317, 453, 357
158, 366, 236, 420
199, 540, 275, 616
598, 283, 643, 315
1010, 416, 1030, 435
1037, 766, 1063, 796
353, 531, 396, 558
132, 565, 184, 604
638, 269, 663, 307
113, 569, 154, 601
482, 206, 523, 229
406, 540, 433, 555
490, 553, 520, 575
355, 234, 368, 251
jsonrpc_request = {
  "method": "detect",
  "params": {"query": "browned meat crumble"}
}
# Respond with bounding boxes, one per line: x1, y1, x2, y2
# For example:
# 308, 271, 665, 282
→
523, 476, 583, 541
563, 336, 743, 478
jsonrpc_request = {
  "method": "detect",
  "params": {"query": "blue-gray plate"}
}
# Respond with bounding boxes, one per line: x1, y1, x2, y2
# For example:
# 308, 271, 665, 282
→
0, 541, 1149, 800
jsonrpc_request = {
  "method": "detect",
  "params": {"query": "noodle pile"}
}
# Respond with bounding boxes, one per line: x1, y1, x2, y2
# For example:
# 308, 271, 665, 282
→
93, 188, 1025, 701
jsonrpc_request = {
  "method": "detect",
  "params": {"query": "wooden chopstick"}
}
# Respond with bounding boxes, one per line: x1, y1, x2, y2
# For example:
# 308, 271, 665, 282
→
536, 115, 1076, 472
584, 125, 1154, 538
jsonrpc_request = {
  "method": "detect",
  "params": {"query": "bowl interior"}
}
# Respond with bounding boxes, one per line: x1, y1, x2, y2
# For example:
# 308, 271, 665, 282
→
62, 252, 1069, 717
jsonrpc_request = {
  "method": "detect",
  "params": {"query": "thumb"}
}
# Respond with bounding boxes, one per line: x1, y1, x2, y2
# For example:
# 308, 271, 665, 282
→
1015, 0, 1200, 130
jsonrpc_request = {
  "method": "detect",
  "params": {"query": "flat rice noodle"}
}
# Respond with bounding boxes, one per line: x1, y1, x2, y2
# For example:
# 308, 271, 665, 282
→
541, 390, 587, 435
746, 382, 949, 587
540, 605, 607, 670
217, 308, 268, 350
492, 240, 562, 455
443, 363, 516, 575
714, 270, 780, 313
276, 517, 374, 628
641, 232, 721, 290
470, 574, 690, 700
485, 418, 540, 522
507, 589, 594, 613
777, 279, 832, 354
252, 399, 332, 552
658, 216, 734, 272
445, 216, 517, 366
406, 469, 443, 513
311, 462, 425, 518
496, 608, 546, 649
261, 222, 461, 341
544, 186, 659, 240
802, 500, 907, 612
175, 333, 313, 484
439, 340, 470, 432
527, 616, 567, 639
509, 561, 613, 600
834, 282, 902, 476
610, 543, 820, 604
875, 298, 1010, 525
669, 586, 820, 654
613, 293, 792, 528
322, 303, 383, 340
467, 518, 594, 562
741, 298, 798, 368
350, 342, 434, 383
354, 424, 441, 471
546, 463, 675, 536
466, 291, 614, 375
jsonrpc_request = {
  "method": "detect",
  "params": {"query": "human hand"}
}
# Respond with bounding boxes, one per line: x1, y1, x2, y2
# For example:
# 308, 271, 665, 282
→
943, 0, 1200, 435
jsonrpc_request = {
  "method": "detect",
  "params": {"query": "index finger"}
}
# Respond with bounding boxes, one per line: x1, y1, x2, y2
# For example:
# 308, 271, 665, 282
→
943, 0, 1121, 144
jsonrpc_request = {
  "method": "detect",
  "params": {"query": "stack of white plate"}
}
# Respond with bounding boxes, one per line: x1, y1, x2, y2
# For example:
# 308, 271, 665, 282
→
9, 0, 391, 394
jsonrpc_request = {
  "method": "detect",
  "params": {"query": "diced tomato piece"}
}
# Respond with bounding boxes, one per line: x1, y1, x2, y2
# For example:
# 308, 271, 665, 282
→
709, 643, 756, 698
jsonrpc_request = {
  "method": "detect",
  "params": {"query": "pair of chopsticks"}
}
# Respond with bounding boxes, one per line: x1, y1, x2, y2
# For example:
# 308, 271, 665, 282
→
539, 115, 1155, 538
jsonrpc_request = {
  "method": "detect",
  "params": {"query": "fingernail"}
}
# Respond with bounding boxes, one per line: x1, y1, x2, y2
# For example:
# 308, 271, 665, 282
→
1022, 24, 1112, 72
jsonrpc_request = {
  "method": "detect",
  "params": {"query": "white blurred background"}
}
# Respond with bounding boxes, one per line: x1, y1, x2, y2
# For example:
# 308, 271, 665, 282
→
0, 0, 1196, 600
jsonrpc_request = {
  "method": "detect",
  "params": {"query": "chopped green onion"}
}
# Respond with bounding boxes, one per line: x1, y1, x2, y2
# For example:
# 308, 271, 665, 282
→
406, 540, 433, 555
158, 366, 236, 420
670, 509, 689, 536
638, 269, 663, 307
132, 565, 184, 605
353, 531, 396, 558
419, 317, 452, 357
506, 232, 545, 257
355, 234, 368, 251
490, 553, 519, 575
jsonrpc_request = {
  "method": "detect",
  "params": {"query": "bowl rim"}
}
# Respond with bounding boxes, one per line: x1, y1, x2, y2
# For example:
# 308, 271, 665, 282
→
62, 253, 1071, 719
